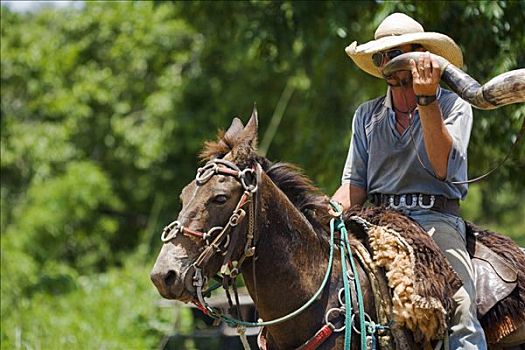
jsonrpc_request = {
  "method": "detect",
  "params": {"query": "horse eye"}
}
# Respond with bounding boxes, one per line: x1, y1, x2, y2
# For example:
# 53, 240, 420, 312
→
212, 194, 229, 204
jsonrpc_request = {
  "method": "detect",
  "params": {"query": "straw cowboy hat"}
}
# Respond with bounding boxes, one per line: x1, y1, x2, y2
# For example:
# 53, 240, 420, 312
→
345, 12, 463, 78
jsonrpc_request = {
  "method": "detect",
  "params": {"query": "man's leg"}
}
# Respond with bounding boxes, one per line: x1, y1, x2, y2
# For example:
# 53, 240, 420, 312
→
409, 210, 487, 350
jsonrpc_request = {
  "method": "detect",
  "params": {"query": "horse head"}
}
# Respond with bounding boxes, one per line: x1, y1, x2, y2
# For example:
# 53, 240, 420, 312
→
150, 108, 262, 302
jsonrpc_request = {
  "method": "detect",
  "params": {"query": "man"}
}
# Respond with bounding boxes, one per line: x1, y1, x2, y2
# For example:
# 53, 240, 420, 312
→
332, 13, 487, 349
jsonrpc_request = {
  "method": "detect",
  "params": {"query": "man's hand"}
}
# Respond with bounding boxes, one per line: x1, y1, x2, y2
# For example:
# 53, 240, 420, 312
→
328, 200, 343, 217
410, 51, 441, 96
331, 183, 367, 212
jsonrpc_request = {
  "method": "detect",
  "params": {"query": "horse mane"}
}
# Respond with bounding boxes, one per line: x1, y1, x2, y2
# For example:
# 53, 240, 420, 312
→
265, 162, 332, 236
199, 130, 233, 161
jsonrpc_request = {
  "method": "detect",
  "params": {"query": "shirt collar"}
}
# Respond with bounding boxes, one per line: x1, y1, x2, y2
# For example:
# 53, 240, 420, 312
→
384, 86, 393, 109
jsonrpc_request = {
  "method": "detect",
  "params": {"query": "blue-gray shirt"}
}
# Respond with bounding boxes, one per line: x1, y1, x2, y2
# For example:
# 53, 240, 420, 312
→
342, 87, 473, 200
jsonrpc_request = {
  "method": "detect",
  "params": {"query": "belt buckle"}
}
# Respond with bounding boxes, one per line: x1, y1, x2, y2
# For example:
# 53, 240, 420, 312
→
388, 194, 419, 210
418, 194, 435, 209
387, 195, 398, 209
398, 195, 407, 208
405, 194, 418, 209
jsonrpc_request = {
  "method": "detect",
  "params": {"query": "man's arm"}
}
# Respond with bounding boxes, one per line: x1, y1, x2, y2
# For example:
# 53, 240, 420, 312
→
418, 102, 453, 179
332, 183, 367, 211
336, 103, 368, 211
411, 52, 453, 179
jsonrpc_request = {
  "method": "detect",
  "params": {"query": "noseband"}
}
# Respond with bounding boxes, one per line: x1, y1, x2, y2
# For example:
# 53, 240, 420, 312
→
160, 158, 259, 310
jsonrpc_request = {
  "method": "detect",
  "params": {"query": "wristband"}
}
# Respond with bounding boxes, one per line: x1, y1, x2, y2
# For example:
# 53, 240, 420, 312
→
416, 95, 437, 106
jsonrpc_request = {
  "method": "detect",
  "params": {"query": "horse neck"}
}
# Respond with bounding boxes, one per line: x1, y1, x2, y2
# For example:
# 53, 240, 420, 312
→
242, 172, 331, 347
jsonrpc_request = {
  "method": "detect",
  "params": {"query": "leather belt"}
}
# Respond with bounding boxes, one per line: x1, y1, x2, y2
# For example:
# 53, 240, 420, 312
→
369, 193, 460, 216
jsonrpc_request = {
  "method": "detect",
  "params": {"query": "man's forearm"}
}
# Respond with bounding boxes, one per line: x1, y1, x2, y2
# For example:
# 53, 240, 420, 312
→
332, 183, 367, 210
418, 101, 452, 179
410, 53, 453, 180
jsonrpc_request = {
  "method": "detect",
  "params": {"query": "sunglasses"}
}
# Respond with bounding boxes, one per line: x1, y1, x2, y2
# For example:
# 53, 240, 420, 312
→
372, 49, 404, 67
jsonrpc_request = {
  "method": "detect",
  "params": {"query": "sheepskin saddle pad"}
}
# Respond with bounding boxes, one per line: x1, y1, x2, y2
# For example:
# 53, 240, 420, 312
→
344, 207, 462, 343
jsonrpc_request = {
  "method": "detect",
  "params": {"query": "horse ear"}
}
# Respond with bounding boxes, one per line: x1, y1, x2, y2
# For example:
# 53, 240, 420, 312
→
224, 117, 244, 140
242, 105, 258, 147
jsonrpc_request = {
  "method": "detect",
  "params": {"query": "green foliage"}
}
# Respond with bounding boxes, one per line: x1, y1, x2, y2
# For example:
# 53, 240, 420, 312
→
1, 1, 524, 348
1, 249, 174, 349
1, 1, 199, 265
6, 161, 119, 269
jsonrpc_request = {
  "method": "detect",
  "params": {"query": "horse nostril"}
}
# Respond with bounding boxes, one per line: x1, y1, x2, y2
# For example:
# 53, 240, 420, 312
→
164, 270, 177, 287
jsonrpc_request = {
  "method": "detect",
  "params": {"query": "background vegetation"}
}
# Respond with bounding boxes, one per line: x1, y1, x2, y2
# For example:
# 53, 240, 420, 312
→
1, 1, 524, 349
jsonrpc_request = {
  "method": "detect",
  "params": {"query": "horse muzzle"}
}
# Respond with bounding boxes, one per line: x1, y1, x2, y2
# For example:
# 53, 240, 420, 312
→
150, 255, 197, 302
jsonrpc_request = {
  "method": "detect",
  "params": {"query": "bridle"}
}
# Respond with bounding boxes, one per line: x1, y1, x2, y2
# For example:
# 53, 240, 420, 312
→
159, 158, 382, 350
160, 157, 259, 313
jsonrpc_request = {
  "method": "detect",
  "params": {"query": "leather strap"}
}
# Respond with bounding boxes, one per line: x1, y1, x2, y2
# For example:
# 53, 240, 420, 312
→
296, 325, 334, 350
257, 324, 334, 350
416, 94, 437, 106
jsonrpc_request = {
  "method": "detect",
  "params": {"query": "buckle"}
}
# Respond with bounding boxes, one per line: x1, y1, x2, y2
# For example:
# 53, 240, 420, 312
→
405, 194, 418, 208
418, 194, 435, 209
388, 195, 398, 209
385, 194, 432, 210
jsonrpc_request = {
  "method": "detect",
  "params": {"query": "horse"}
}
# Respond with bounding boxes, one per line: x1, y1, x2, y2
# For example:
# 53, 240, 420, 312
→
150, 111, 375, 349
150, 110, 525, 349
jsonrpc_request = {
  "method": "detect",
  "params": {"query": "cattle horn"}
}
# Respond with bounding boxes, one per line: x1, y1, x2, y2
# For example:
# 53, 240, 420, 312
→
382, 52, 525, 110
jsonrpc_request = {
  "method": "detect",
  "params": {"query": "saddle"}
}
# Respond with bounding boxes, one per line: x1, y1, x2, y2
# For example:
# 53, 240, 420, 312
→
465, 222, 525, 345
466, 225, 518, 317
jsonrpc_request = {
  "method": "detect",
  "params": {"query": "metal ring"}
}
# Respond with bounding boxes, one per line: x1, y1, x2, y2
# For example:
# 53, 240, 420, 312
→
204, 226, 224, 245
338, 288, 346, 306
196, 163, 218, 184
161, 220, 181, 242
229, 213, 241, 227
239, 168, 258, 192
229, 209, 246, 227
346, 271, 354, 281
325, 307, 346, 333
351, 312, 373, 334
219, 235, 231, 256
230, 267, 239, 278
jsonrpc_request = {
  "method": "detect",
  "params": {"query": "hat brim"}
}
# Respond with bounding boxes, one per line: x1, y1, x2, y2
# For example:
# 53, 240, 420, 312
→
345, 32, 463, 78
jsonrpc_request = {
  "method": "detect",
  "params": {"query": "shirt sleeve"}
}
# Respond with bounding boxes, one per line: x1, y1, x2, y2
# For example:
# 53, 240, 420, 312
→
443, 96, 473, 181
341, 105, 368, 190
